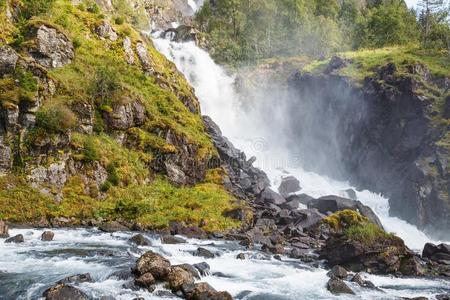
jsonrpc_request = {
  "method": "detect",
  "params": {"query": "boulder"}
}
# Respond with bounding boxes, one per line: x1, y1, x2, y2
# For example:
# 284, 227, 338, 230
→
326, 278, 354, 295
177, 226, 208, 239
325, 56, 348, 74
134, 272, 155, 291
58, 273, 92, 284
193, 262, 210, 276
129, 234, 151, 246
195, 247, 215, 259
95, 21, 118, 41
167, 266, 194, 291
422, 243, 450, 261
41, 231, 55, 241
0, 45, 18, 75
104, 100, 146, 131
327, 265, 348, 279
236, 253, 246, 260
136, 42, 154, 74
174, 264, 200, 279
43, 283, 89, 300
278, 176, 301, 197
98, 221, 128, 232
5, 234, 24, 243
295, 209, 326, 229
163, 25, 198, 42
351, 273, 377, 289
260, 187, 286, 205
308, 195, 383, 228
343, 189, 357, 200
182, 282, 232, 300
134, 251, 171, 279
437, 294, 450, 300
0, 221, 9, 238
161, 235, 186, 244
31, 25, 74, 68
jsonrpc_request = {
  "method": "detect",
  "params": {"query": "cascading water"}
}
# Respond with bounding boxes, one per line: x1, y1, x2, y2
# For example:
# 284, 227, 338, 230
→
152, 38, 446, 251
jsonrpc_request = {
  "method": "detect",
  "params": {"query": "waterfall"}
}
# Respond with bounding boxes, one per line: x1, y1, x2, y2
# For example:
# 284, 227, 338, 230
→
152, 38, 446, 251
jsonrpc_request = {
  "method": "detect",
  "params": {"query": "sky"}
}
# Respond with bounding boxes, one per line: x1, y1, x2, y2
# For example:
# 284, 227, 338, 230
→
405, 0, 418, 8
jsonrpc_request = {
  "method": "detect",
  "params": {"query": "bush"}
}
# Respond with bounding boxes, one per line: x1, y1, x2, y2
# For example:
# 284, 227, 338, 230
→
18, 0, 56, 19
114, 16, 125, 25
83, 138, 99, 163
90, 66, 120, 104
36, 105, 76, 132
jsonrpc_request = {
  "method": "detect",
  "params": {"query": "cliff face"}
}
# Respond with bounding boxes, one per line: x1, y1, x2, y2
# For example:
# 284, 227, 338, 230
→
287, 56, 449, 239
0, 0, 248, 231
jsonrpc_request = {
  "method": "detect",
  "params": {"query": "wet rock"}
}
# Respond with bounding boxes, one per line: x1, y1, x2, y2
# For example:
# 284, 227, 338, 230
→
295, 209, 326, 229
0, 45, 18, 75
98, 221, 129, 232
436, 294, 450, 300
174, 263, 200, 279
163, 25, 199, 42
278, 176, 301, 197
43, 283, 89, 300
58, 273, 92, 284
134, 272, 155, 291
195, 247, 215, 258
325, 56, 348, 74
5, 234, 24, 243
31, 25, 74, 68
182, 282, 232, 300
41, 231, 55, 241
161, 235, 186, 244
178, 226, 208, 239
100, 296, 115, 300
154, 290, 178, 298
167, 266, 194, 291
129, 234, 151, 246
326, 278, 355, 295
0, 221, 9, 238
327, 265, 348, 279
422, 243, 450, 262
236, 253, 246, 260
351, 273, 377, 289
108, 269, 132, 280
95, 21, 118, 41
260, 187, 286, 205
308, 195, 383, 228
134, 251, 171, 279
193, 262, 210, 276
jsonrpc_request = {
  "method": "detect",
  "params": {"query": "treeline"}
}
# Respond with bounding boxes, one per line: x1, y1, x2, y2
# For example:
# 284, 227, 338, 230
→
195, 0, 450, 64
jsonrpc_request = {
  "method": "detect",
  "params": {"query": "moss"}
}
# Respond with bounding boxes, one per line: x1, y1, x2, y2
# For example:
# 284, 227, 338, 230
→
324, 209, 367, 231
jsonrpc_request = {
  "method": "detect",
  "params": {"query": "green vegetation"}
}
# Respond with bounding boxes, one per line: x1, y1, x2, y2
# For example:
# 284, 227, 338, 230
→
195, 0, 447, 65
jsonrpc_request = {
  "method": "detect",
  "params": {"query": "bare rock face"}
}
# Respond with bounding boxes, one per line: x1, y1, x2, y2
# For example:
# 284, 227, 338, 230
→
95, 21, 118, 41
136, 42, 154, 75
43, 283, 89, 300
134, 251, 171, 280
104, 100, 146, 131
31, 25, 74, 68
0, 45, 19, 75
0, 137, 12, 174
0, 221, 9, 238
123, 37, 134, 64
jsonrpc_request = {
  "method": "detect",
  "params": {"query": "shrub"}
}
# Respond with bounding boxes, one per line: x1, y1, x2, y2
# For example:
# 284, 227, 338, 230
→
114, 16, 125, 25
90, 66, 120, 104
18, 0, 56, 19
83, 138, 99, 163
36, 105, 76, 132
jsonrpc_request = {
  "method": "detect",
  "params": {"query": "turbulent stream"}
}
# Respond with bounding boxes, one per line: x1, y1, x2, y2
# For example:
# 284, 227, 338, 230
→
1, 20, 450, 300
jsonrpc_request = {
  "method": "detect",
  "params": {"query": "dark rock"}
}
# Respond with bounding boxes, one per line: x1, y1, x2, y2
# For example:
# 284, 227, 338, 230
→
325, 56, 348, 74
422, 243, 450, 261
444, 96, 450, 119
134, 272, 155, 291
223, 207, 252, 222
295, 209, 326, 229
174, 264, 200, 279
154, 290, 178, 298
437, 294, 450, 300
260, 187, 286, 205
99, 296, 115, 300
327, 265, 348, 279
129, 234, 151, 246
43, 283, 89, 300
280, 198, 300, 210
167, 266, 195, 291
98, 221, 128, 232
58, 273, 92, 284
193, 262, 210, 276
161, 235, 186, 244
0, 46, 18, 75
0, 221, 9, 238
236, 253, 246, 260
41, 231, 55, 241
343, 189, 357, 200
326, 278, 354, 295
31, 25, 74, 68
177, 226, 208, 239
108, 269, 132, 280
163, 25, 198, 43
278, 176, 301, 197
182, 282, 232, 300
195, 247, 215, 258
94, 21, 118, 41
103, 100, 146, 131
308, 195, 383, 228
294, 194, 315, 206
134, 251, 171, 279
5, 234, 24, 243
351, 273, 377, 289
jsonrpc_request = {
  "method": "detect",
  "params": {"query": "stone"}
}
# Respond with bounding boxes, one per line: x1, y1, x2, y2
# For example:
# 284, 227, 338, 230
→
95, 21, 118, 41
123, 37, 134, 64
260, 187, 286, 205
99, 296, 115, 300
182, 282, 231, 300
98, 221, 128, 232
129, 234, 151, 246
161, 235, 186, 244
41, 231, 55, 241
278, 176, 301, 197
0, 45, 18, 75
422, 243, 450, 261
195, 247, 215, 259
193, 262, 210, 276
104, 100, 146, 131
326, 278, 355, 295
325, 56, 348, 74
437, 294, 450, 300
167, 266, 194, 291
236, 253, 246, 260
0, 221, 9, 238
134, 272, 155, 291
327, 265, 348, 279
343, 189, 357, 200
351, 273, 377, 289
295, 209, 326, 229
32, 25, 74, 68
174, 264, 200, 279
58, 273, 92, 284
43, 283, 89, 300
5, 234, 24, 243
136, 42, 154, 74
134, 251, 171, 279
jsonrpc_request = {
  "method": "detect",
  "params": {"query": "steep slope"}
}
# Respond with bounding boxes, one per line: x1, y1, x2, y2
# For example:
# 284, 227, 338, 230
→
0, 0, 244, 231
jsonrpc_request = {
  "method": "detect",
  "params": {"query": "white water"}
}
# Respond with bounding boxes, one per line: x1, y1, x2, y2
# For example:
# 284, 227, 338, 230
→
152, 38, 446, 251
